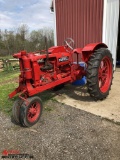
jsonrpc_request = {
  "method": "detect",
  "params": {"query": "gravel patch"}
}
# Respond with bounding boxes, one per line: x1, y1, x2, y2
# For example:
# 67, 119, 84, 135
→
0, 100, 120, 160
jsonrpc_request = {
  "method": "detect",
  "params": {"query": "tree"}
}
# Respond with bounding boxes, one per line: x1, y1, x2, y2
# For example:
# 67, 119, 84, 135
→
0, 25, 54, 56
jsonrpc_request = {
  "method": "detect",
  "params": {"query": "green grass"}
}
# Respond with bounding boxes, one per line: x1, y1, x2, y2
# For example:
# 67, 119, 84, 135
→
0, 71, 19, 83
0, 71, 19, 115
44, 106, 53, 112
0, 55, 13, 59
0, 70, 57, 115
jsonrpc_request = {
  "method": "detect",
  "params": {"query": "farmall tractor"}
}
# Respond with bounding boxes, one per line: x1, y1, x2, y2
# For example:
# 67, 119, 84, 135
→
9, 38, 113, 127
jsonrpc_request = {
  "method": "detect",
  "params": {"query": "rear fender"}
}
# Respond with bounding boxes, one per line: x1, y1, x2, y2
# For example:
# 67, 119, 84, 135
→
82, 43, 108, 63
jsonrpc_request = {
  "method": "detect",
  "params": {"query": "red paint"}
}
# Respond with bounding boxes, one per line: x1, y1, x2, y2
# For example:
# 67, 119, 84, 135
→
2, 150, 20, 156
2, 150, 8, 156
98, 56, 112, 93
27, 102, 41, 123
82, 43, 108, 63
82, 43, 108, 52
9, 42, 107, 99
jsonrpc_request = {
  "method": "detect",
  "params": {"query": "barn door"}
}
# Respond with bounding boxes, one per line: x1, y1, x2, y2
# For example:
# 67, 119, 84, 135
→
102, 0, 119, 68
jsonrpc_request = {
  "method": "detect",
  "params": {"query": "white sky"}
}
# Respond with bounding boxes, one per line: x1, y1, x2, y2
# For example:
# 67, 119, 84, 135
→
0, 0, 54, 31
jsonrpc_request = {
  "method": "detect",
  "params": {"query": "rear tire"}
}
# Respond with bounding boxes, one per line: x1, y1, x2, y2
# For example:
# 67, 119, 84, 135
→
87, 48, 113, 100
19, 96, 43, 127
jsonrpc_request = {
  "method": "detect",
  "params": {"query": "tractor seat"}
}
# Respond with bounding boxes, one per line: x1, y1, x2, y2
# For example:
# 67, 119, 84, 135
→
73, 48, 82, 54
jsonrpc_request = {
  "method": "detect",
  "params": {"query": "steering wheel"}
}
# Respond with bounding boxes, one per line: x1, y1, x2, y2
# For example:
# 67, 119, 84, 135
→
64, 38, 75, 51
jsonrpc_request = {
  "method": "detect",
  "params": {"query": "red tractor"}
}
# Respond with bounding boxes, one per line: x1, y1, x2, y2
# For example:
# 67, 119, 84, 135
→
9, 38, 113, 127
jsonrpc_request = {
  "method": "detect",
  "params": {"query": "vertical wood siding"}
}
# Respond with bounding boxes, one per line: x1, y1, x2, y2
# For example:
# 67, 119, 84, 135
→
55, 0, 104, 48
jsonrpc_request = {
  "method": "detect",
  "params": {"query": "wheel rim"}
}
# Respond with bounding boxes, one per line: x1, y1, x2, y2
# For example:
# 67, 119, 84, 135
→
27, 102, 41, 123
98, 56, 112, 93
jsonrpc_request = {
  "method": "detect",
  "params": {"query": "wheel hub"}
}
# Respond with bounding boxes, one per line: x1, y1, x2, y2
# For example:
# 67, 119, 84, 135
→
98, 57, 112, 93
27, 102, 40, 122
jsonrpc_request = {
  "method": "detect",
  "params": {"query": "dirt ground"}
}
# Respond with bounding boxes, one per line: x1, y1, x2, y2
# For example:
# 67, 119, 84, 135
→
0, 68, 120, 160
0, 101, 120, 160
55, 69, 120, 123
0, 61, 3, 72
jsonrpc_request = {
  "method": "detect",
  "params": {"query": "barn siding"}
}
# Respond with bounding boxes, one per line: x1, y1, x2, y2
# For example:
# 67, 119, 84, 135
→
102, 0, 119, 67
55, 0, 104, 48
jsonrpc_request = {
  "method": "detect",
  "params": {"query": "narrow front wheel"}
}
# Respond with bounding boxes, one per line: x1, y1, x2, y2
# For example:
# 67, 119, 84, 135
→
12, 98, 24, 124
19, 96, 43, 127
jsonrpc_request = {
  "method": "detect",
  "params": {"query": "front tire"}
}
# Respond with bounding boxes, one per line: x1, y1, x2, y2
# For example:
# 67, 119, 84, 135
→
19, 96, 43, 127
12, 98, 24, 124
87, 48, 113, 100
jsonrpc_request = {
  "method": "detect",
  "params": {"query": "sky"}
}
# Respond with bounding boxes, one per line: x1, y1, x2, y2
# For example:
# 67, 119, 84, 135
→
0, 0, 54, 31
